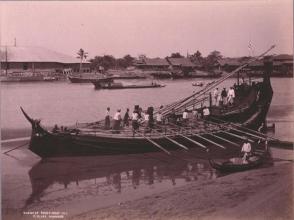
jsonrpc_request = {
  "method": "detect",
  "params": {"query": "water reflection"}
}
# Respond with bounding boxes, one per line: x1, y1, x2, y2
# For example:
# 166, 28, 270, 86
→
25, 152, 218, 207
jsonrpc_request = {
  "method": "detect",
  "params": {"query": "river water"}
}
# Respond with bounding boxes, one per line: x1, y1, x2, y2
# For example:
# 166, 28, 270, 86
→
1, 77, 294, 219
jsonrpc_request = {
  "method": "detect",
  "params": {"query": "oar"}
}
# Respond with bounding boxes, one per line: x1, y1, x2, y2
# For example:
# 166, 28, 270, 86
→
209, 116, 278, 141
206, 133, 240, 147
221, 130, 255, 143
134, 131, 171, 155
151, 129, 189, 151
154, 123, 208, 150
200, 118, 260, 141
167, 122, 226, 149
3, 142, 29, 155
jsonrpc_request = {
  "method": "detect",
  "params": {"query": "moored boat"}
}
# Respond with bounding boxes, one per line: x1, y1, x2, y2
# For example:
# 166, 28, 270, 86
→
91, 77, 165, 89
208, 150, 268, 172
192, 81, 204, 87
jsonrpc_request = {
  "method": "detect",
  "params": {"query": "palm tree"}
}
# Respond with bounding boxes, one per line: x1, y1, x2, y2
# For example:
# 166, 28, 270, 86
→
77, 48, 88, 74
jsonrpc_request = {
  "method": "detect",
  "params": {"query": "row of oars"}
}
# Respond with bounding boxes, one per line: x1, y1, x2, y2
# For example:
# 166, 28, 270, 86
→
133, 113, 280, 156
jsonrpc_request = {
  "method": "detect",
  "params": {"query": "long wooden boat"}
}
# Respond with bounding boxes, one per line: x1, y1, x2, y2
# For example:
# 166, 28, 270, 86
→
21, 48, 275, 158
68, 75, 102, 83
91, 78, 165, 89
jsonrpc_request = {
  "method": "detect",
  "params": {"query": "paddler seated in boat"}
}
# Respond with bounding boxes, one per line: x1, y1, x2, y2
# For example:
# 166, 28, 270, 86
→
105, 107, 111, 129
241, 138, 252, 163
113, 109, 122, 133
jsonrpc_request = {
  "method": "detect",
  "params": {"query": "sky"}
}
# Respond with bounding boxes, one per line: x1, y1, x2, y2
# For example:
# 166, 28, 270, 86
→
0, 0, 293, 59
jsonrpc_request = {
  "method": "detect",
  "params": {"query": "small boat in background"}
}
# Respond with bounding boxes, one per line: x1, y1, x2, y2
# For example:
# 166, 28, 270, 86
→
192, 81, 204, 87
91, 77, 165, 90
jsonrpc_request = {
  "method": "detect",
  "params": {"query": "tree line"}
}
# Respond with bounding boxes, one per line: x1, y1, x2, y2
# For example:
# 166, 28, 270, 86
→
78, 49, 225, 71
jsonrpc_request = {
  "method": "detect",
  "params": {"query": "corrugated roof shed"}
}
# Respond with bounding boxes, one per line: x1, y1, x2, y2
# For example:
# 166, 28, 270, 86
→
0, 46, 89, 64
167, 58, 195, 67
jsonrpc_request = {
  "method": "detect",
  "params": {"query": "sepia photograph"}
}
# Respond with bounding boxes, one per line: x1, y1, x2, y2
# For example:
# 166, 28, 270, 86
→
1, 1, 293, 220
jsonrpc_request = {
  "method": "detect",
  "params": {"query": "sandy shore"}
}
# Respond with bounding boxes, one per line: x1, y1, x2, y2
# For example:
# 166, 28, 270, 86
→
71, 163, 293, 220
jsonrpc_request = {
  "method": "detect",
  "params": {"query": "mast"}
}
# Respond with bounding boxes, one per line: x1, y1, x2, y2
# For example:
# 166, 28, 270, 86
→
5, 45, 8, 75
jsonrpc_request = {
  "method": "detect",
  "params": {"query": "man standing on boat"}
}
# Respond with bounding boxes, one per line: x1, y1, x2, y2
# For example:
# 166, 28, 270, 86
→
123, 108, 130, 127
105, 107, 111, 129
213, 88, 219, 106
228, 87, 235, 105
182, 109, 189, 125
113, 109, 122, 132
221, 88, 227, 106
132, 109, 139, 136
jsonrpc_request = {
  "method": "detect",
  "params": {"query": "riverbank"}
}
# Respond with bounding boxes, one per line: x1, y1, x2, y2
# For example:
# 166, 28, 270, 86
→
71, 162, 293, 220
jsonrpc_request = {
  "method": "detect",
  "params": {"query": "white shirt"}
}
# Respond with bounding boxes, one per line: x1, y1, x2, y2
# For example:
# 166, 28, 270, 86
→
144, 114, 150, 121
106, 110, 110, 116
113, 112, 121, 120
156, 113, 162, 122
203, 108, 210, 116
213, 89, 219, 98
132, 112, 139, 121
183, 111, 189, 119
228, 89, 235, 98
242, 142, 251, 153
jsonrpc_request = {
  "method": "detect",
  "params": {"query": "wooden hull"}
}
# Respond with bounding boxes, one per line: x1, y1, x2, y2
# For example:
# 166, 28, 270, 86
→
93, 83, 164, 89
68, 76, 99, 83
27, 130, 239, 158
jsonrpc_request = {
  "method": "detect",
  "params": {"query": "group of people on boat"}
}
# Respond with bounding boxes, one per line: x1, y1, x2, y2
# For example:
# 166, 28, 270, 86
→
212, 87, 235, 107
103, 104, 213, 135
212, 78, 253, 108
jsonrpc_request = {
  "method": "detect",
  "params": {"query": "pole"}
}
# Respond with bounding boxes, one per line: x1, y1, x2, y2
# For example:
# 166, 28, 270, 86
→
152, 129, 189, 151
5, 45, 8, 75
167, 122, 226, 149
208, 116, 278, 141
134, 131, 171, 155
207, 133, 240, 147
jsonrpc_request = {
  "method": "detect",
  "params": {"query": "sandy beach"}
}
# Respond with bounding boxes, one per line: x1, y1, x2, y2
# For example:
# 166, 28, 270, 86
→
71, 162, 293, 220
